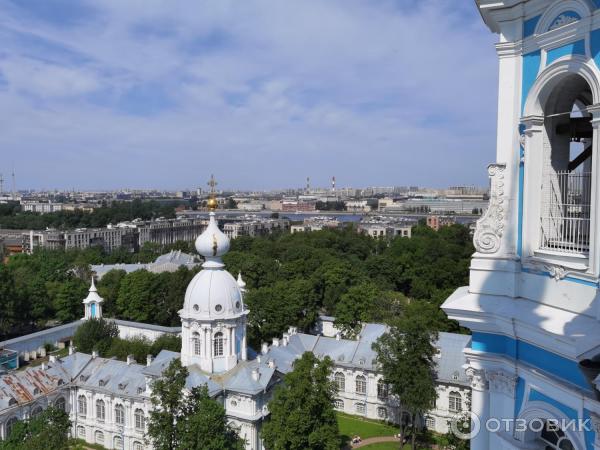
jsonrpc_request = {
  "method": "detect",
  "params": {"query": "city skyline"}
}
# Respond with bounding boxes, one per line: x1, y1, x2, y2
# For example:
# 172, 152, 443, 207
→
0, 0, 499, 190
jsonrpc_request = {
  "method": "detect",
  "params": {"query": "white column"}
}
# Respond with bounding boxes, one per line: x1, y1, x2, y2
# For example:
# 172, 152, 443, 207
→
467, 368, 489, 450
494, 41, 523, 257
520, 115, 545, 259
587, 105, 600, 278
242, 331, 247, 361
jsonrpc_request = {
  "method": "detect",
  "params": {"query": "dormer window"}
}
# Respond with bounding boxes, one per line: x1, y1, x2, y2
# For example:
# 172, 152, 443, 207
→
99, 379, 106, 387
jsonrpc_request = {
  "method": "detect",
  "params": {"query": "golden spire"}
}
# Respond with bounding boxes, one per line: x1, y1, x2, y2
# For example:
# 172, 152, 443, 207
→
207, 174, 218, 210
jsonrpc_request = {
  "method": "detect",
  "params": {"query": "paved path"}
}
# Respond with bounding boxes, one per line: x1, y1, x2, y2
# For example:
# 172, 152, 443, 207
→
352, 436, 400, 448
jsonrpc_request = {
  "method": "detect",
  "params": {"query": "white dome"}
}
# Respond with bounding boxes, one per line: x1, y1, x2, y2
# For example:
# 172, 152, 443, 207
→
182, 269, 245, 320
180, 211, 246, 321
195, 212, 230, 267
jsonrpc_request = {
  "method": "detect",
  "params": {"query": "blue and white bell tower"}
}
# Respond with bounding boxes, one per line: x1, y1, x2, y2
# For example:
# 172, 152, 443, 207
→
444, 1, 600, 449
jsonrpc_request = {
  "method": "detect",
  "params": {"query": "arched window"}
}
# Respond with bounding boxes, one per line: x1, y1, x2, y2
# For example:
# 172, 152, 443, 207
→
448, 391, 462, 413
135, 408, 145, 430
536, 74, 594, 258
31, 406, 42, 416
377, 379, 388, 399
133, 442, 144, 450
214, 332, 224, 357
540, 423, 574, 450
192, 332, 202, 356
115, 404, 125, 425
334, 372, 345, 392
95, 431, 104, 444
78, 395, 87, 416
114, 436, 123, 450
54, 397, 66, 411
96, 399, 105, 421
77, 426, 85, 438
5, 417, 18, 438
355, 375, 367, 395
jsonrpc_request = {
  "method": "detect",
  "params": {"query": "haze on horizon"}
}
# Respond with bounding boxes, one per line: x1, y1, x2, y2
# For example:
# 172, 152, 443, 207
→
0, 0, 499, 191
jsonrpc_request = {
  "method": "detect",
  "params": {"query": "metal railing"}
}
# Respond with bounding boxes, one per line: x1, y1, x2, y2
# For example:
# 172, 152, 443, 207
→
540, 171, 591, 254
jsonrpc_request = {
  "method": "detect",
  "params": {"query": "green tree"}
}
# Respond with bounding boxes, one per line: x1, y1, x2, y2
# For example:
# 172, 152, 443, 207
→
53, 277, 88, 323
262, 352, 339, 450
148, 359, 243, 450
334, 282, 381, 337
372, 302, 439, 450
225, 198, 238, 209
0, 407, 70, 450
116, 270, 155, 322
97, 269, 127, 317
177, 385, 245, 450
245, 279, 319, 346
0, 266, 22, 338
72, 318, 119, 355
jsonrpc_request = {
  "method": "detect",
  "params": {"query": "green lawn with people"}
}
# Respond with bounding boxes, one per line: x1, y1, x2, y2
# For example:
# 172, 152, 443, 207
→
337, 412, 398, 442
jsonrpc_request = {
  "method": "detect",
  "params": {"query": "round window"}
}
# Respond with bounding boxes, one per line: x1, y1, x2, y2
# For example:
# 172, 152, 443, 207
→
235, 301, 241, 310
193, 305, 199, 312
215, 304, 223, 312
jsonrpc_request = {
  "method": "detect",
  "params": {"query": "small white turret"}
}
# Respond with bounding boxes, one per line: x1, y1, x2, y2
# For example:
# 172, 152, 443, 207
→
82, 277, 103, 320
237, 273, 246, 292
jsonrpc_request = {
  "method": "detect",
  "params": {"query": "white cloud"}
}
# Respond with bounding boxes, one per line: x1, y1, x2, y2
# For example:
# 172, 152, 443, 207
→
0, 0, 499, 190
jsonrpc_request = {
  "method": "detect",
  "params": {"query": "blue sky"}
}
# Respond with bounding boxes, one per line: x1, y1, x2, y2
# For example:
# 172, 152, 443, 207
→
0, 0, 499, 190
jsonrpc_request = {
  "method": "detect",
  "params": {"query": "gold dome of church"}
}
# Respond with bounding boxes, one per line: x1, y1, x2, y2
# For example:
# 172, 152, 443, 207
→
207, 197, 218, 210
206, 174, 218, 210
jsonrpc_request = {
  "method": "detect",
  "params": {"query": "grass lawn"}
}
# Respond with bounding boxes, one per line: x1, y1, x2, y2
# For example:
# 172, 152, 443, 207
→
360, 444, 401, 450
337, 412, 398, 442
360, 444, 422, 450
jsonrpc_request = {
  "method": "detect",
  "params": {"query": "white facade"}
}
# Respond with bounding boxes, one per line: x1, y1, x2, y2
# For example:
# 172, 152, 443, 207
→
443, 2, 600, 450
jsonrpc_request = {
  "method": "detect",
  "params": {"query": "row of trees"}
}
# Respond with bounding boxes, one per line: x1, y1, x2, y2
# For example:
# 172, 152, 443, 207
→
0, 246, 199, 339
0, 199, 183, 230
72, 319, 181, 362
0, 223, 472, 343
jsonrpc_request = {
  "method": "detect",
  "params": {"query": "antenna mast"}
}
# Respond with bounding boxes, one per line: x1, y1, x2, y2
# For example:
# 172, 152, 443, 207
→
11, 169, 16, 200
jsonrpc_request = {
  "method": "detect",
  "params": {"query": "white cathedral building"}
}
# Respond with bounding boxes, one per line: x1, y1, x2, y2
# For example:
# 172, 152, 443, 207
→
443, 1, 600, 450
0, 210, 470, 449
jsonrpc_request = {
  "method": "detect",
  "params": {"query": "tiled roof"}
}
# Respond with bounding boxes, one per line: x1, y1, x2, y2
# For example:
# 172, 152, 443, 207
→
260, 325, 471, 386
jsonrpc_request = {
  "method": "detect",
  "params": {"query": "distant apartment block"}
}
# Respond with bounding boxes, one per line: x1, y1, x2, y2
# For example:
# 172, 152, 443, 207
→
290, 217, 341, 233
20, 201, 100, 214
134, 218, 208, 246
426, 215, 456, 231
282, 196, 317, 212
344, 200, 371, 212
378, 197, 488, 214
357, 216, 416, 239
223, 217, 289, 239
